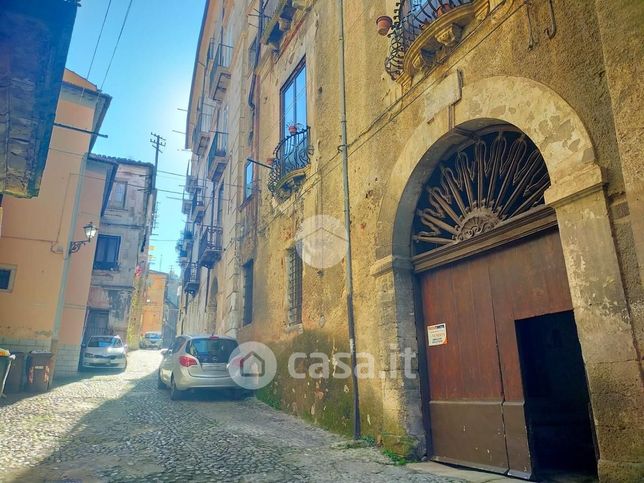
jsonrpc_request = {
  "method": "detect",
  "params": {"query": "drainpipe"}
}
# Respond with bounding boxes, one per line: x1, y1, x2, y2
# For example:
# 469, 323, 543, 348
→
337, 0, 361, 441
51, 153, 88, 376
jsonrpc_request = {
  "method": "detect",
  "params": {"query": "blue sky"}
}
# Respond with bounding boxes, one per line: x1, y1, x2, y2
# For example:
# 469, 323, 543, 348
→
66, 0, 206, 274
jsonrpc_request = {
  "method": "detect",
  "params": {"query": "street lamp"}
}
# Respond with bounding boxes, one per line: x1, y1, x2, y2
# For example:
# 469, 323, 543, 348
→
69, 221, 98, 254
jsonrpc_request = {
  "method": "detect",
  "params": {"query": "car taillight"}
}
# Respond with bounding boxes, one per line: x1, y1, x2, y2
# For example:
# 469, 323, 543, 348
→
179, 355, 198, 367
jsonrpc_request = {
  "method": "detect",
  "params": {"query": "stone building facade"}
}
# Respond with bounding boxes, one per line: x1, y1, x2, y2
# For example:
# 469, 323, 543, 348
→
180, 0, 259, 337
86, 156, 155, 345
182, 1, 643, 480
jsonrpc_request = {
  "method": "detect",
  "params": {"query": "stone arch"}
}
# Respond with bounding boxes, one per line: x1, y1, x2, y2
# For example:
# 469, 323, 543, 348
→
371, 76, 639, 478
375, 75, 600, 261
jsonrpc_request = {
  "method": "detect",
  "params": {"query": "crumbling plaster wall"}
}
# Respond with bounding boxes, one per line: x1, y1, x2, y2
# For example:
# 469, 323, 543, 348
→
239, 0, 641, 479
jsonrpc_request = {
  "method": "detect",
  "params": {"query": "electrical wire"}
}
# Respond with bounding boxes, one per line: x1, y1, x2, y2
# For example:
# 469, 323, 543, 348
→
99, 0, 134, 90
87, 0, 112, 80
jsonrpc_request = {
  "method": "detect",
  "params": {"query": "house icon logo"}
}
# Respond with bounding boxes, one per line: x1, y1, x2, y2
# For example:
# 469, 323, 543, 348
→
295, 215, 347, 269
228, 341, 277, 390
240, 351, 265, 377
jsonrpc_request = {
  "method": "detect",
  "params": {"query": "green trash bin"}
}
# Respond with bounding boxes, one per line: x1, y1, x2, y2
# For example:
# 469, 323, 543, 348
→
5, 351, 25, 393
0, 354, 14, 397
26, 351, 53, 393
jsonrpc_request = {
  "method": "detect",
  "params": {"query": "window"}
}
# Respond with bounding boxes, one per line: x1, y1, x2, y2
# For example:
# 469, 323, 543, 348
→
0, 266, 16, 292
94, 235, 121, 270
187, 337, 238, 363
281, 61, 307, 138
287, 246, 303, 325
109, 181, 127, 209
243, 260, 254, 326
244, 161, 254, 200
216, 182, 225, 225
88, 336, 117, 348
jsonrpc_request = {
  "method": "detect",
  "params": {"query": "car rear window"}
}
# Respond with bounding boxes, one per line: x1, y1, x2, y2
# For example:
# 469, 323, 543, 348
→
145, 333, 161, 339
186, 338, 238, 363
88, 337, 116, 348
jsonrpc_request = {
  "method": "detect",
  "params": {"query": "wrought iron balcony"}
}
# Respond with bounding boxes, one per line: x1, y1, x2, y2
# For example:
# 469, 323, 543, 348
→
268, 126, 312, 198
261, 0, 307, 48
183, 262, 200, 294
191, 97, 215, 155
190, 189, 206, 223
181, 225, 194, 251
185, 174, 198, 194
208, 42, 232, 101
198, 225, 223, 268
207, 131, 228, 183
384, 0, 487, 88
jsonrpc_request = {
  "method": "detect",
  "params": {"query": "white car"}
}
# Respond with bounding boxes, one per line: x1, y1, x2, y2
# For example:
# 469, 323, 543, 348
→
140, 331, 162, 349
80, 335, 127, 371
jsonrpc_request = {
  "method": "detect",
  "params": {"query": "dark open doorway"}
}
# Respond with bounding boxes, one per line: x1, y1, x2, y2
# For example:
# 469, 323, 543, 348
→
515, 311, 597, 480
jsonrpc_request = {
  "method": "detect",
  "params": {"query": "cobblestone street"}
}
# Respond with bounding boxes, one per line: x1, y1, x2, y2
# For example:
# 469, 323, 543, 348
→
0, 350, 461, 483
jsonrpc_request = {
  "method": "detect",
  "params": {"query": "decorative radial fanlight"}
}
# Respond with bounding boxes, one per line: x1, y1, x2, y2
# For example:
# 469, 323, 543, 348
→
412, 129, 550, 254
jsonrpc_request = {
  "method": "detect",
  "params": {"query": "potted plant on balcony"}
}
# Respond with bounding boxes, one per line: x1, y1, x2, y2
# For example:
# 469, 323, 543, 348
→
376, 16, 393, 36
436, 3, 453, 17
288, 122, 301, 135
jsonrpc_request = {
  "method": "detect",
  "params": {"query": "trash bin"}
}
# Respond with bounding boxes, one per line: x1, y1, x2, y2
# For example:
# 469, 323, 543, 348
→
26, 351, 53, 393
0, 349, 14, 397
5, 351, 25, 393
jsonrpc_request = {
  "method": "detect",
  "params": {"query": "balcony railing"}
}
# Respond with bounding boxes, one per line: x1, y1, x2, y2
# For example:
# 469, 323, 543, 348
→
190, 189, 205, 223
198, 225, 223, 268
183, 262, 200, 294
385, 0, 476, 82
181, 225, 194, 251
208, 43, 232, 101
207, 131, 228, 182
181, 192, 192, 215
268, 126, 312, 197
191, 97, 215, 155
185, 175, 198, 194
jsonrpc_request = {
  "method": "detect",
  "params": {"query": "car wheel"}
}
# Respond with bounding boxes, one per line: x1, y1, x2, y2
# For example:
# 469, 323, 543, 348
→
170, 377, 183, 401
157, 371, 166, 389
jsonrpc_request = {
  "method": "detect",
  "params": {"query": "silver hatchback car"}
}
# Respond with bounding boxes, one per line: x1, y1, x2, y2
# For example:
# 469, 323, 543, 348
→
157, 334, 245, 400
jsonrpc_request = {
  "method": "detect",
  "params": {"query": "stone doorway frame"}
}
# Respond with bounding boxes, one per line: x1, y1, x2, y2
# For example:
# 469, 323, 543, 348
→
370, 75, 640, 479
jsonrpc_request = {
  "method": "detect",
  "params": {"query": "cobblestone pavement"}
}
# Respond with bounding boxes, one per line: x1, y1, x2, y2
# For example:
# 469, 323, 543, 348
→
0, 350, 462, 483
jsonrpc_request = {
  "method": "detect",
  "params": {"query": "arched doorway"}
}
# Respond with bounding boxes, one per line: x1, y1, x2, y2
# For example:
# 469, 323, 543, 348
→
412, 126, 596, 479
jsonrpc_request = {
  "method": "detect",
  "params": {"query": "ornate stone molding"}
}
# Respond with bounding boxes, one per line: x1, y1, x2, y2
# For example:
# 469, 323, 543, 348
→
395, 0, 489, 90
369, 255, 413, 278
544, 163, 606, 208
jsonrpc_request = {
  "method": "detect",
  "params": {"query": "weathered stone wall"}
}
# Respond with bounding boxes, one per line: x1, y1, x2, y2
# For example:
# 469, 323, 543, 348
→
89, 160, 153, 341
178, 0, 642, 479
240, 0, 643, 480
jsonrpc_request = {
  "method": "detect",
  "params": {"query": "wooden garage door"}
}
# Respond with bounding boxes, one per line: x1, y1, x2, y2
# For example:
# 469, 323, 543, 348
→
420, 227, 572, 477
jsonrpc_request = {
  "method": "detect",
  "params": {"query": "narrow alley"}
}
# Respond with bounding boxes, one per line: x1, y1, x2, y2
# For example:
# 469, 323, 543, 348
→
1, 350, 458, 483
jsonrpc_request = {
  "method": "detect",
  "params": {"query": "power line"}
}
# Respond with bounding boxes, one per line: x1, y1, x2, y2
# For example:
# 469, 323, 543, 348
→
100, 0, 134, 90
87, 0, 112, 80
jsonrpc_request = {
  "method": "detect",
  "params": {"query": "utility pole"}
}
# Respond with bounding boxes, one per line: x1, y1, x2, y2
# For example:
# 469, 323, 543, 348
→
149, 132, 166, 189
